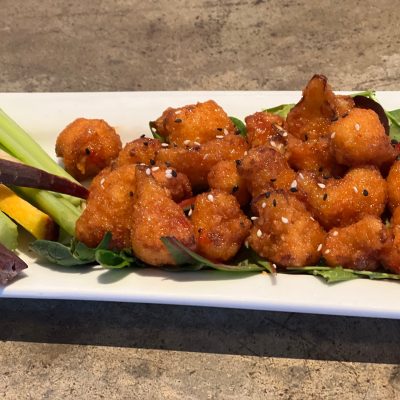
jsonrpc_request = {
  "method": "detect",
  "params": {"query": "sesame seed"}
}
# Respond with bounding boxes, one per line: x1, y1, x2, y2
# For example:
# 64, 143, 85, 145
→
216, 127, 223, 131
282, 131, 288, 137
270, 178, 277, 182
175, 118, 182, 123
323, 193, 328, 201
152, 166, 160, 171
298, 173, 304, 180
265, 192, 271, 198
353, 186, 358, 193
143, 141, 149, 146
317, 243, 322, 252
310, 216, 316, 221
194, 141, 201, 146
100, 178, 105, 188
270, 140, 277, 147
281, 217, 289, 224
85, 148, 91, 155
207, 194, 214, 202
304, 134, 308, 141
257, 229, 262, 238
363, 189, 369, 196
139, 163, 146, 166
244, 151, 248, 156
235, 159, 242, 166
331, 132, 336, 139
188, 208, 193, 217
175, 110, 182, 114
145, 168, 151, 176
183, 139, 191, 145
216, 135, 224, 139
224, 128, 229, 135
262, 202, 266, 208
272, 263, 277, 269
140, 134, 146, 138
231, 185, 239, 193
355, 123, 360, 131
273, 199, 277, 207
161, 143, 169, 147
165, 168, 172, 174
203, 154, 209, 159
171, 170, 177, 177
244, 240, 249, 248
325, 249, 331, 254
150, 159, 156, 165
332, 231, 338, 236
290, 187, 298, 193
290, 180, 298, 189
165, 173, 173, 179
317, 183, 326, 189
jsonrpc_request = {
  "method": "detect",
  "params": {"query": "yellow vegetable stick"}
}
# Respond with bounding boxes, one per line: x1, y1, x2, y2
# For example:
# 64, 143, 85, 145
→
0, 184, 57, 240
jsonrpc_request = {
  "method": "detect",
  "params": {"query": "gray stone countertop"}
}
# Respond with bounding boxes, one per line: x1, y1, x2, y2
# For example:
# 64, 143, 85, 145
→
1, 1, 400, 399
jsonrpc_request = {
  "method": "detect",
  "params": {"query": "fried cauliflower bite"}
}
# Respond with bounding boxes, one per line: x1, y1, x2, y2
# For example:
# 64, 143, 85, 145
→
248, 191, 326, 267
245, 111, 285, 148
381, 207, 400, 273
207, 160, 250, 206
322, 216, 387, 271
151, 166, 192, 203
156, 134, 248, 189
237, 146, 296, 197
297, 167, 387, 230
75, 164, 136, 249
55, 118, 122, 180
131, 168, 195, 266
330, 108, 397, 167
191, 190, 251, 262
286, 74, 354, 141
150, 100, 236, 146
287, 136, 344, 176
386, 160, 400, 211
115, 137, 161, 167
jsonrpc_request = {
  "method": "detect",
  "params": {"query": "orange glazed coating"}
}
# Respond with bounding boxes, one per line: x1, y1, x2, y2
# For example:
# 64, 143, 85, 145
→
207, 160, 250, 206
131, 168, 195, 266
386, 160, 400, 211
245, 111, 285, 148
322, 216, 387, 271
150, 100, 236, 146
55, 118, 122, 180
191, 190, 251, 262
151, 166, 192, 203
156, 134, 248, 189
115, 137, 161, 167
286, 74, 354, 141
75, 164, 136, 249
331, 108, 397, 167
296, 167, 387, 230
381, 207, 400, 274
237, 146, 296, 197
248, 191, 326, 267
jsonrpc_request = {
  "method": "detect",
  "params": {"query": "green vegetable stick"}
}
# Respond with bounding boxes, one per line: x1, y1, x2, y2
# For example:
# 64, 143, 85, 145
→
0, 210, 18, 250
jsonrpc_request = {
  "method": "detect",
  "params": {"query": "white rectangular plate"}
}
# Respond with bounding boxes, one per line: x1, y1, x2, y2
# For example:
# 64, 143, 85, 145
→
0, 91, 399, 319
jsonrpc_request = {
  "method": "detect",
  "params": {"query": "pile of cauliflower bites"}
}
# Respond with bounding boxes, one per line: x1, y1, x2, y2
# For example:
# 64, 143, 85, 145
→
55, 74, 400, 273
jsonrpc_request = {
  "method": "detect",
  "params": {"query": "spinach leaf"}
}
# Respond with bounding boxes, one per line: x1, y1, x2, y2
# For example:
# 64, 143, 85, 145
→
229, 116, 247, 137
95, 249, 135, 269
264, 103, 295, 118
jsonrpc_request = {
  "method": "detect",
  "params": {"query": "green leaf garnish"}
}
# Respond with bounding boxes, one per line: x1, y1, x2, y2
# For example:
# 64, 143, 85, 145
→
229, 116, 247, 137
264, 103, 295, 118
149, 121, 165, 142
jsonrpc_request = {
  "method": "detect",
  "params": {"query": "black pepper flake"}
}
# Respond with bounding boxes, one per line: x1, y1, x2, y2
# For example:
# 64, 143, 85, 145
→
143, 141, 149, 146
323, 193, 328, 201
174, 118, 182, 123
304, 134, 309, 141
265, 192, 271, 198
129, 191, 134, 197
140, 134, 146, 138
235, 159, 242, 166
150, 159, 156, 165
272, 199, 277, 207
171, 170, 178, 177
290, 187, 298, 193
270, 178, 277, 183
85, 148, 91, 155
363, 189, 369, 196
216, 127, 223, 131
231, 185, 239, 193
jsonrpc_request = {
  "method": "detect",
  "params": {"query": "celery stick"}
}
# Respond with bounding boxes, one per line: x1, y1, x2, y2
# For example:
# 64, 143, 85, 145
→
0, 211, 18, 250
0, 109, 76, 181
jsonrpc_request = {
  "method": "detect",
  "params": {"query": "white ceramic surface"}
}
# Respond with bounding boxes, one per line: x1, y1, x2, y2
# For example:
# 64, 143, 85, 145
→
0, 91, 399, 319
